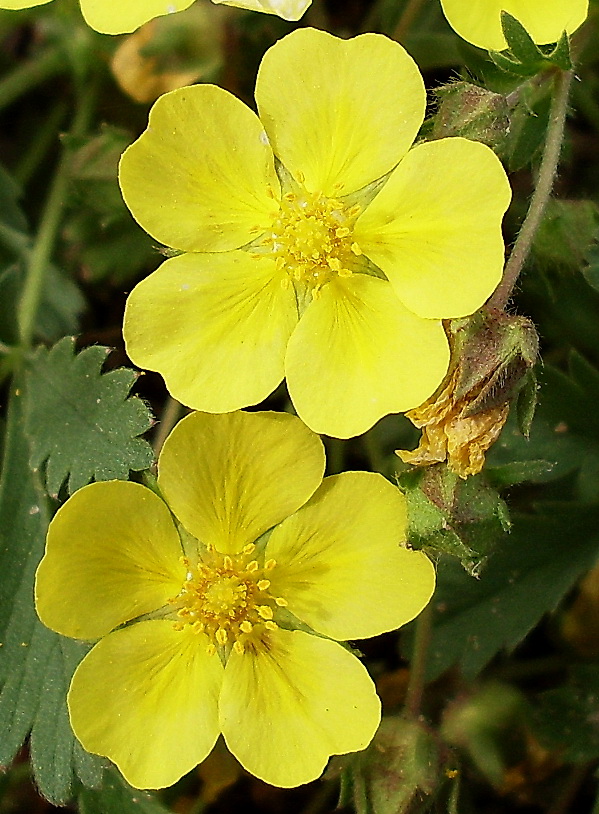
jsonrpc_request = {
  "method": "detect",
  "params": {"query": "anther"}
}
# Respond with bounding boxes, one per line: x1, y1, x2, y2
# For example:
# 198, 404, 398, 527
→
265, 621, 278, 631
240, 620, 253, 633
206, 643, 216, 656
257, 579, 271, 591
223, 556, 233, 570
275, 597, 288, 607
216, 628, 228, 645
351, 242, 362, 256
257, 606, 274, 620
233, 641, 244, 655
247, 560, 259, 572
265, 559, 277, 570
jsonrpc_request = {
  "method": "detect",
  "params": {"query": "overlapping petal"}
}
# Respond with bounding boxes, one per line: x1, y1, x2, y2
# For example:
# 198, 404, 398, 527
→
211, 0, 311, 20
219, 628, 380, 787
439, 0, 589, 50
123, 252, 297, 413
80, 0, 194, 34
355, 138, 511, 320
158, 411, 326, 554
68, 621, 223, 789
119, 85, 279, 253
35, 481, 185, 640
267, 472, 436, 640
0, 0, 50, 8
255, 28, 426, 198
285, 274, 450, 438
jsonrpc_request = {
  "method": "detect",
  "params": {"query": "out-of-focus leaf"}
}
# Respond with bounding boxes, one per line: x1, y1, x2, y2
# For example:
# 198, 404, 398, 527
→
423, 505, 599, 680
488, 355, 599, 496
0, 382, 104, 804
533, 666, 599, 762
532, 200, 599, 272
25, 336, 154, 497
78, 768, 171, 814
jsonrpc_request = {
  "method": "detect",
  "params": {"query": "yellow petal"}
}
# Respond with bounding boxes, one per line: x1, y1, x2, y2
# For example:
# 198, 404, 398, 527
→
355, 138, 511, 320
285, 275, 449, 438
0, 0, 51, 7
35, 481, 185, 640
123, 252, 297, 413
80, 0, 195, 35
68, 621, 223, 788
267, 472, 435, 640
439, 0, 589, 50
211, 0, 311, 20
219, 628, 380, 787
158, 411, 325, 554
119, 84, 279, 252
255, 28, 425, 198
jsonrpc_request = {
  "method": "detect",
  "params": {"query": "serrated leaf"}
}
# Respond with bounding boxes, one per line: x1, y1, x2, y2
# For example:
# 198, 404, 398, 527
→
533, 666, 599, 762
490, 50, 539, 77
25, 337, 154, 496
0, 382, 104, 804
78, 768, 171, 814
422, 505, 599, 680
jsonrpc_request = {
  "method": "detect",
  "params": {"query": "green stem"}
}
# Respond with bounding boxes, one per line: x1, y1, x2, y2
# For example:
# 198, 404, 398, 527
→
404, 601, 433, 719
152, 396, 184, 456
15, 101, 68, 187
487, 68, 574, 312
0, 46, 64, 112
17, 78, 97, 349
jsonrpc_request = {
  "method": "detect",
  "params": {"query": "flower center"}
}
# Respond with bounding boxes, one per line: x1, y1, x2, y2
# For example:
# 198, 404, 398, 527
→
169, 543, 287, 655
262, 187, 363, 295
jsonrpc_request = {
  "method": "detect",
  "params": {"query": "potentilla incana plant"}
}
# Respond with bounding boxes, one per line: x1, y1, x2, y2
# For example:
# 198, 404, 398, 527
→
0, 0, 311, 34
119, 27, 511, 439
35, 410, 435, 789
439, 0, 588, 50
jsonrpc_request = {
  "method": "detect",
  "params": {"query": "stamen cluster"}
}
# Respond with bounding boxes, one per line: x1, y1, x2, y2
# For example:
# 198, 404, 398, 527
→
261, 186, 362, 294
170, 543, 288, 654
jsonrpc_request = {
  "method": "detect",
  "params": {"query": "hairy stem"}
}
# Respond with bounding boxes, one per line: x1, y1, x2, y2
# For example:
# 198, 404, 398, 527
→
487, 68, 574, 312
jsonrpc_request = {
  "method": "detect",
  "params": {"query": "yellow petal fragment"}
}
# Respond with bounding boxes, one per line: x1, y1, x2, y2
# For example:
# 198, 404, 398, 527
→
158, 411, 325, 555
35, 481, 185, 640
285, 275, 449, 438
219, 628, 380, 787
355, 138, 511, 320
123, 252, 297, 413
255, 28, 425, 198
80, 0, 194, 35
68, 621, 223, 789
267, 472, 435, 640
0, 0, 51, 7
211, 0, 311, 20
119, 84, 279, 252
439, 0, 588, 51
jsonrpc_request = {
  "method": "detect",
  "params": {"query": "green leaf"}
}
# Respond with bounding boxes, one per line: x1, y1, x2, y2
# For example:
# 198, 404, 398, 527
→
78, 768, 172, 814
533, 666, 599, 762
532, 199, 599, 272
488, 355, 599, 494
499, 11, 543, 67
25, 337, 154, 497
423, 505, 599, 680
546, 31, 573, 70
0, 382, 104, 803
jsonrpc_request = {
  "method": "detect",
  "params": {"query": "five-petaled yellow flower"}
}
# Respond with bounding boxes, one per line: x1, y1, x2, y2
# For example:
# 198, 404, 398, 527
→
120, 28, 511, 439
0, 0, 310, 35
439, 0, 588, 51
35, 410, 435, 789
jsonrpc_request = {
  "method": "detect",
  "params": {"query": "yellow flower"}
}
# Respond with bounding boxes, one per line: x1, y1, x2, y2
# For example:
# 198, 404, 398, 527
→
439, 0, 588, 51
35, 410, 435, 789
210, 0, 310, 19
120, 28, 511, 438
0, 0, 309, 35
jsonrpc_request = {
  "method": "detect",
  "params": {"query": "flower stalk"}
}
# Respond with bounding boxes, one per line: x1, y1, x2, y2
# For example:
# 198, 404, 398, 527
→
487, 68, 574, 312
